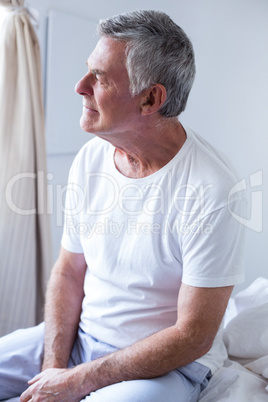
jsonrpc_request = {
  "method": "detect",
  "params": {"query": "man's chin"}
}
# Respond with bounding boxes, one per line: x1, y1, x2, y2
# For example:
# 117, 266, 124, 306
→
80, 118, 97, 134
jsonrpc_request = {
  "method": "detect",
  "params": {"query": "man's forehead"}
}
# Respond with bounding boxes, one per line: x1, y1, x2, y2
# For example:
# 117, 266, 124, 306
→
87, 37, 126, 68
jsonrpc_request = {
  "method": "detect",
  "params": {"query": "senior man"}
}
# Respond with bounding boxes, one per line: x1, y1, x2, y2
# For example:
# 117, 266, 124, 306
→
0, 10, 244, 402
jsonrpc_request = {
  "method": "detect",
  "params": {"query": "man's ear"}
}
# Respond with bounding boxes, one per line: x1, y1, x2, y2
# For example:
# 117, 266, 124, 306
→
140, 84, 167, 115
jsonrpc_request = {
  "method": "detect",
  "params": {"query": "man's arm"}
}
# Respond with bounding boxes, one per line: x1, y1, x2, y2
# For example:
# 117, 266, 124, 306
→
41, 247, 87, 370
76, 284, 233, 387
21, 283, 232, 401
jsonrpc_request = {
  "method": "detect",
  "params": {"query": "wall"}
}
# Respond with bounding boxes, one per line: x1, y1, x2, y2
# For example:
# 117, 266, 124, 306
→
27, 0, 268, 293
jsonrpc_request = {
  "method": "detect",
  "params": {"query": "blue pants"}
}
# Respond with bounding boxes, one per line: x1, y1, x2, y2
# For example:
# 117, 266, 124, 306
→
0, 323, 211, 401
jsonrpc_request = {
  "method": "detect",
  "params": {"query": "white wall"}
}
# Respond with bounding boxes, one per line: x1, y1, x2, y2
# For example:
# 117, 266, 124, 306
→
28, 0, 268, 293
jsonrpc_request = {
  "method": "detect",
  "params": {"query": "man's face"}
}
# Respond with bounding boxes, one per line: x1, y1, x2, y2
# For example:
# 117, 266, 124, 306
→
75, 37, 142, 137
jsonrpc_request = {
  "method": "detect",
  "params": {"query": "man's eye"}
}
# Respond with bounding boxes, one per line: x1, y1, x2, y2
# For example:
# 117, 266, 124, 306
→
91, 71, 105, 85
90, 70, 99, 80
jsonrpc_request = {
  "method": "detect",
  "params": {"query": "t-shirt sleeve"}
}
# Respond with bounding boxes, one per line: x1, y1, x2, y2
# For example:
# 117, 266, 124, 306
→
61, 155, 84, 254
181, 199, 245, 287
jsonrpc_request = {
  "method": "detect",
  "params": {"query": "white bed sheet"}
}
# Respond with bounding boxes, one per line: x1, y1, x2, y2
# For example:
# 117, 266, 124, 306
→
199, 277, 268, 401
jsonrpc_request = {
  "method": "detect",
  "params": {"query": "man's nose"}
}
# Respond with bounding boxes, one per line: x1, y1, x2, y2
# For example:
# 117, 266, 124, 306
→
75, 74, 94, 96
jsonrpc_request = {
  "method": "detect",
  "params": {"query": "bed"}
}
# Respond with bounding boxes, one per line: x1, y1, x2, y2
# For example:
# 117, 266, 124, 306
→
199, 277, 268, 401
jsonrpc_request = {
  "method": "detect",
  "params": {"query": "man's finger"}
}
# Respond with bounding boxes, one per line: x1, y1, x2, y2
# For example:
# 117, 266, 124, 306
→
28, 372, 43, 385
20, 389, 32, 402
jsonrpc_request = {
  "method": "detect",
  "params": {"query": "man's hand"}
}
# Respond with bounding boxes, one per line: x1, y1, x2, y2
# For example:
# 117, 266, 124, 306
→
20, 368, 86, 402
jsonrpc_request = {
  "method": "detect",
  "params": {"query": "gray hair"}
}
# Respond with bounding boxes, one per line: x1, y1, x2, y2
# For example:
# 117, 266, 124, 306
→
97, 10, 196, 117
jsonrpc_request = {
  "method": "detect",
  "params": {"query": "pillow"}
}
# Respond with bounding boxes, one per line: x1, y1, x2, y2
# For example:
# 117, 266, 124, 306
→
246, 355, 268, 379
223, 277, 268, 359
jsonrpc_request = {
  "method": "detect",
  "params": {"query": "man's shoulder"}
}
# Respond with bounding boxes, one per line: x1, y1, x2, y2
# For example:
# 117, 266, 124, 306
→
186, 127, 239, 187
180, 127, 243, 213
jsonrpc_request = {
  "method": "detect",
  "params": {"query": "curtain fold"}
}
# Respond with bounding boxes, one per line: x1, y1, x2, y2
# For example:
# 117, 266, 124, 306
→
0, 0, 52, 335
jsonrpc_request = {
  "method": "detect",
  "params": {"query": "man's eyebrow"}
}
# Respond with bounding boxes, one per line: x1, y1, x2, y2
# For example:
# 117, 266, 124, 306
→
85, 61, 106, 76
92, 69, 105, 76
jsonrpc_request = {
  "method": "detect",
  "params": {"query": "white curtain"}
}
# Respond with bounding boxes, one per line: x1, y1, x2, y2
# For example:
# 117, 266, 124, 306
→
0, 0, 52, 335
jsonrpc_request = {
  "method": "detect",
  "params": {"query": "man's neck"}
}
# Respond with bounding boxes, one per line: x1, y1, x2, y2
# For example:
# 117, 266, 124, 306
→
112, 119, 187, 179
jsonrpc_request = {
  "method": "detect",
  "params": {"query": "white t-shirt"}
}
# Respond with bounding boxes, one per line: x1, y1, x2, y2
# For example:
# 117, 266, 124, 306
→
61, 126, 245, 374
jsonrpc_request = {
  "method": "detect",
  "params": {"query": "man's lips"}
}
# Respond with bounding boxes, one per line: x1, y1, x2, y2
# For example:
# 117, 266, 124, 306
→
83, 104, 98, 113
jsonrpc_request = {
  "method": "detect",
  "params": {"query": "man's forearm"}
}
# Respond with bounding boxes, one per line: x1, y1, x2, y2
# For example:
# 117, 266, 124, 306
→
42, 254, 85, 370
72, 323, 211, 397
